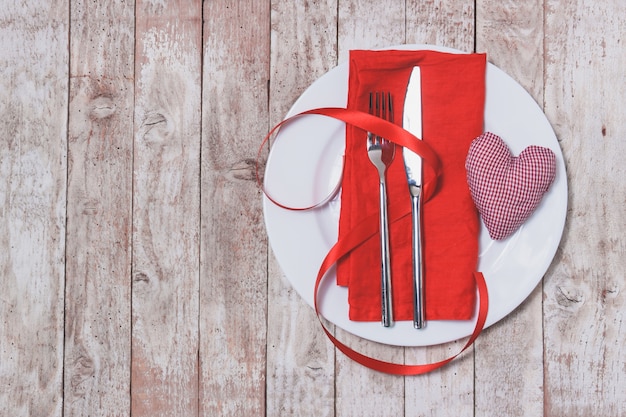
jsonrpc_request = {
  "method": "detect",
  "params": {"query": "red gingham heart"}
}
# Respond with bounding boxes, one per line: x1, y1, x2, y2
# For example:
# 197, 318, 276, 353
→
465, 132, 556, 240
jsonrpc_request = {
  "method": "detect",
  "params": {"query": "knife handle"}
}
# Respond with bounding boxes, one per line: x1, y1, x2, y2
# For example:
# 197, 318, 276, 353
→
410, 189, 425, 329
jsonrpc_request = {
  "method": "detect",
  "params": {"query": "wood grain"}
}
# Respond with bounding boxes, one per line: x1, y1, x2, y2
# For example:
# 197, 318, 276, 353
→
2, 1, 626, 415
64, 1, 134, 414
474, 0, 546, 415
338, 0, 406, 61
266, 1, 338, 416
335, 2, 406, 416
407, 0, 476, 51
131, 1, 202, 415
0, 2, 68, 416
200, 2, 272, 416
404, 3, 477, 416
543, 0, 626, 414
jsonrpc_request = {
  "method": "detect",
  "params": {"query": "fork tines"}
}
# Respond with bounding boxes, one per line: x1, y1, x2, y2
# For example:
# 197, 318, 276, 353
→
369, 92, 393, 126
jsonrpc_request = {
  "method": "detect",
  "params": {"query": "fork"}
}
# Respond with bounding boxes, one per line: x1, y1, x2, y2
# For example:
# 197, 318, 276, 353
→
366, 92, 395, 327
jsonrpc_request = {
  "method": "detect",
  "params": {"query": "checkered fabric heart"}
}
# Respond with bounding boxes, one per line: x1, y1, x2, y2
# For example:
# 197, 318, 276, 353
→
465, 132, 556, 240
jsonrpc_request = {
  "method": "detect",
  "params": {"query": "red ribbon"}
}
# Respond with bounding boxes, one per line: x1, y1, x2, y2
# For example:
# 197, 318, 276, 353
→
259, 107, 489, 375
257, 107, 442, 209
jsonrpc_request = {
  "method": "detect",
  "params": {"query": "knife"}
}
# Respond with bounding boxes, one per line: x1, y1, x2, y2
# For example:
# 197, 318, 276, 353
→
402, 66, 425, 329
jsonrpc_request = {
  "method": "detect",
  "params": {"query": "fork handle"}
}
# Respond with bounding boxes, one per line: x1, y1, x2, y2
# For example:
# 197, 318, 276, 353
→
378, 179, 393, 327
409, 189, 425, 329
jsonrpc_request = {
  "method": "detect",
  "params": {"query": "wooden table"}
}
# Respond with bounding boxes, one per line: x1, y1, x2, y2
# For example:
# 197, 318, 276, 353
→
1, 1, 624, 415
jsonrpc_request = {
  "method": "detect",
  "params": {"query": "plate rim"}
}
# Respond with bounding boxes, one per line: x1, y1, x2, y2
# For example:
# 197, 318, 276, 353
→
263, 44, 568, 347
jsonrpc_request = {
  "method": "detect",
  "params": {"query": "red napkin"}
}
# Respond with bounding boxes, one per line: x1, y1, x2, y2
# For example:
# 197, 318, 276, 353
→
337, 49, 486, 321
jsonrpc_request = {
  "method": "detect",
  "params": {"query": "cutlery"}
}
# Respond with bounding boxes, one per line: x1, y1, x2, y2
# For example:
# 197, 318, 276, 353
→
366, 92, 395, 327
402, 67, 425, 329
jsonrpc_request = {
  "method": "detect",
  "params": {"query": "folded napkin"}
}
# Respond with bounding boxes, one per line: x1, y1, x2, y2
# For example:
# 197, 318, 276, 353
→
337, 49, 486, 321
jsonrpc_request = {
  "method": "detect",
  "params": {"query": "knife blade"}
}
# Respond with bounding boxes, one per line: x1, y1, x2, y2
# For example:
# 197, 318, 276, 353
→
402, 66, 425, 329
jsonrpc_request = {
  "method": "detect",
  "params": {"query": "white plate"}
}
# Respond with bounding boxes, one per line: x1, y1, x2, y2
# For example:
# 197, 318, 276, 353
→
263, 45, 567, 347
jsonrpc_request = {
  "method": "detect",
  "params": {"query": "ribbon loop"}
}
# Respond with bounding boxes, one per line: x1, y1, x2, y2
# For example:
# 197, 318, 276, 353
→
301, 107, 442, 202
257, 107, 443, 209
259, 106, 489, 375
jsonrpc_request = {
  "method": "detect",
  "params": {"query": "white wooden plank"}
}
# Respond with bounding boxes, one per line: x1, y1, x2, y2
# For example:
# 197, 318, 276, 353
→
474, 291, 544, 417
335, 2, 407, 417
265, 1, 338, 416
64, 1, 134, 414
3, 2, 626, 415
407, 0, 476, 51
404, 2, 477, 415
0, 2, 68, 415
337, 0, 406, 62
543, 0, 626, 414
199, 2, 272, 416
474, 0, 546, 415
131, 2, 202, 415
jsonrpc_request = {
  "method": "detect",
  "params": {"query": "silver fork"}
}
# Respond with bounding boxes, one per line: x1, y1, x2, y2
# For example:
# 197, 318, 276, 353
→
366, 92, 395, 327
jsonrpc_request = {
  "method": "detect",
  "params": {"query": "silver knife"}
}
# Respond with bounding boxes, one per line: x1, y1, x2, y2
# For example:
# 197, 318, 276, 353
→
402, 66, 425, 329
